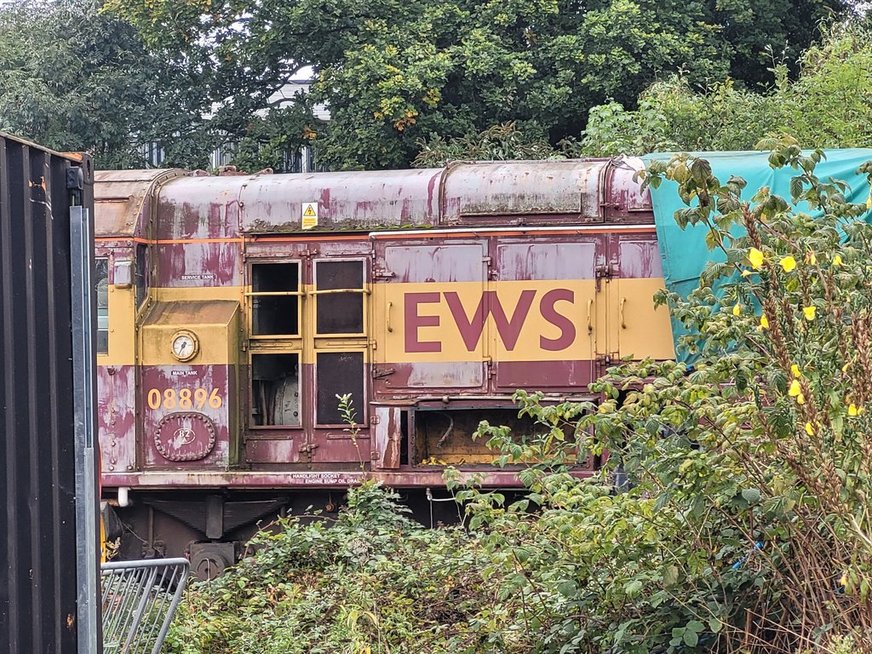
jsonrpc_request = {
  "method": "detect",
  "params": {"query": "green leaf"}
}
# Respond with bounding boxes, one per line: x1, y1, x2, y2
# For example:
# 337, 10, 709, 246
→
686, 620, 704, 633
741, 488, 761, 504
624, 579, 643, 596
683, 629, 699, 647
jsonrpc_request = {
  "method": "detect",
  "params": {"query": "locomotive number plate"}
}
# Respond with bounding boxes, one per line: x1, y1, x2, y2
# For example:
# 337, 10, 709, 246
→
146, 387, 223, 410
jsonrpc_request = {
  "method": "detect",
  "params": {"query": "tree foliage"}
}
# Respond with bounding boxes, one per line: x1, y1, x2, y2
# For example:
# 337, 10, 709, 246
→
104, 0, 849, 170
0, 0, 215, 168
580, 23, 872, 156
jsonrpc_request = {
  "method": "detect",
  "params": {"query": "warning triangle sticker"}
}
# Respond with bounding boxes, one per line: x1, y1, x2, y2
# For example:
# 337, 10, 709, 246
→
303, 205, 316, 217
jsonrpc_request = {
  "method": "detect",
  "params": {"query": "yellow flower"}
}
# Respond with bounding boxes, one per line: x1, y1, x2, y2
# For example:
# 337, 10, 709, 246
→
788, 379, 802, 397
791, 364, 801, 378
849, 403, 859, 417
797, 393, 806, 405
805, 422, 815, 436
748, 247, 765, 270
779, 256, 797, 273
732, 303, 742, 316
833, 254, 843, 267
840, 571, 849, 587
759, 315, 769, 330
803, 306, 816, 321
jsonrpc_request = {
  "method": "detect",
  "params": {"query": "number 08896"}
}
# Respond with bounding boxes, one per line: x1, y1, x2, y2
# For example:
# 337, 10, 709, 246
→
146, 387, 222, 410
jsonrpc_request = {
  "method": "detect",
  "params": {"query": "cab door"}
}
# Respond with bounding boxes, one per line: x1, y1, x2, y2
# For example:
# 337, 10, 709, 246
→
306, 256, 371, 464
609, 232, 675, 362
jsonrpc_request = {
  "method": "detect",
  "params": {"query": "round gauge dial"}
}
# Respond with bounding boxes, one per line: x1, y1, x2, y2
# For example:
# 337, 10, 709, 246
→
170, 330, 199, 362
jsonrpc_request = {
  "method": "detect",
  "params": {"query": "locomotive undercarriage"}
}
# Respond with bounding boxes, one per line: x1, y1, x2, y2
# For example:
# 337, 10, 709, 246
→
104, 485, 490, 581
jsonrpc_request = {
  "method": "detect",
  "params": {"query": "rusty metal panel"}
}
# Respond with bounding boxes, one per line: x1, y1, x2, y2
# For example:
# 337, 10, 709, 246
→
99, 365, 138, 474
372, 239, 488, 394
139, 300, 240, 469
151, 158, 640, 236
439, 159, 604, 222
201, 168, 443, 233
373, 406, 402, 469
610, 233, 674, 361
492, 236, 603, 391
603, 157, 654, 223
0, 133, 98, 653
95, 169, 183, 237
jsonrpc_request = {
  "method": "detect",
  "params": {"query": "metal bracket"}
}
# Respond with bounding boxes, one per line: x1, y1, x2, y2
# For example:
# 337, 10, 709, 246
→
373, 268, 395, 280
372, 367, 396, 379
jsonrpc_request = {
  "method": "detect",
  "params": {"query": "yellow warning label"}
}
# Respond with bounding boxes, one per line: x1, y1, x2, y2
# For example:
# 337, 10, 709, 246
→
301, 202, 318, 230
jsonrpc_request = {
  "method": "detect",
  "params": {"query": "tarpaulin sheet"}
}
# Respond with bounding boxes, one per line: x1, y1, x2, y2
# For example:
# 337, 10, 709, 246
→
642, 149, 872, 361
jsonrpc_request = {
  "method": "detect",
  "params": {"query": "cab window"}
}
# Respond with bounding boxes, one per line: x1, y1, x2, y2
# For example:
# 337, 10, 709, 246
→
250, 262, 301, 337
95, 257, 109, 354
315, 260, 365, 335
251, 353, 300, 426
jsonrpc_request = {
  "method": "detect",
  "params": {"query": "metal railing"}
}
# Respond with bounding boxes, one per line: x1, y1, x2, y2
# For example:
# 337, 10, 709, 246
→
101, 558, 190, 654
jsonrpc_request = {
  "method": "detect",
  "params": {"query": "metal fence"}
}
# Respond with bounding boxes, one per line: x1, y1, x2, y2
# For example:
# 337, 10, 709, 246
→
101, 558, 190, 654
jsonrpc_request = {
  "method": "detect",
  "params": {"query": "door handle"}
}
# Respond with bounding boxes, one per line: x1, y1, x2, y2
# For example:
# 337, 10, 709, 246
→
587, 298, 594, 333
387, 301, 393, 333
620, 297, 627, 329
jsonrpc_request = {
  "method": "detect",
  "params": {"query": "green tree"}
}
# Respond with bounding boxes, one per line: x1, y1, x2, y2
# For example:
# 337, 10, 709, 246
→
0, 0, 213, 168
580, 22, 872, 156
104, 0, 849, 170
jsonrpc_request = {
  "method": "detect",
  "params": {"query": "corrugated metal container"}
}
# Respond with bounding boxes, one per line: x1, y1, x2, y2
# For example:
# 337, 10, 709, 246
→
0, 133, 98, 653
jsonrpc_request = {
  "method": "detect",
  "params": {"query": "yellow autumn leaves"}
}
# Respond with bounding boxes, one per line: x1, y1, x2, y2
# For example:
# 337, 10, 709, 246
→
748, 247, 764, 270
741, 248, 826, 325
746, 247, 845, 272
788, 379, 805, 405
779, 255, 797, 272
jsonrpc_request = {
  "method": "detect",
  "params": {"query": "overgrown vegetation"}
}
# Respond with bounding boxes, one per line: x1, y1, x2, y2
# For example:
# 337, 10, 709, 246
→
168, 141, 872, 652
0, 0, 215, 168
579, 23, 872, 156
418, 22, 872, 166
1, 0, 861, 170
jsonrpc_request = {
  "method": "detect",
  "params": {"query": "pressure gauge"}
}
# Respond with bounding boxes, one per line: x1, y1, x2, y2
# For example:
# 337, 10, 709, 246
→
170, 330, 199, 362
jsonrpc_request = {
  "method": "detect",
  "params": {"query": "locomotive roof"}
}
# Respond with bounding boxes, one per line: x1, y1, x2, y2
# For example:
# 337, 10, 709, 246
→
94, 157, 651, 239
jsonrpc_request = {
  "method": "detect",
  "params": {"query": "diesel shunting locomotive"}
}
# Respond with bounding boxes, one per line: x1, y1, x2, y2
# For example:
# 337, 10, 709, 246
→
95, 158, 675, 578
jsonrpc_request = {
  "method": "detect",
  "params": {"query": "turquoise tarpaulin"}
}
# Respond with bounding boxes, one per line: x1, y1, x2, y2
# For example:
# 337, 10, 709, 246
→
641, 149, 872, 362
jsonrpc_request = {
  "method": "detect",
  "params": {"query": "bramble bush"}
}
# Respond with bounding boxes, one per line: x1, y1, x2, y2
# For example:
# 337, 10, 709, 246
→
167, 140, 872, 653
465, 138, 872, 653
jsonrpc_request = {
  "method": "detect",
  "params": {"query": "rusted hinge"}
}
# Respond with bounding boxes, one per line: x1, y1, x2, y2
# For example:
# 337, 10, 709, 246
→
373, 268, 395, 280
595, 264, 615, 292
595, 354, 614, 367
298, 442, 319, 463
372, 367, 395, 379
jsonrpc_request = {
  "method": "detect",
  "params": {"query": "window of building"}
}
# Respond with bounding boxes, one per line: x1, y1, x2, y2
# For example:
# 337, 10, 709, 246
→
250, 262, 300, 336
314, 260, 365, 335
95, 257, 109, 354
251, 353, 300, 426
